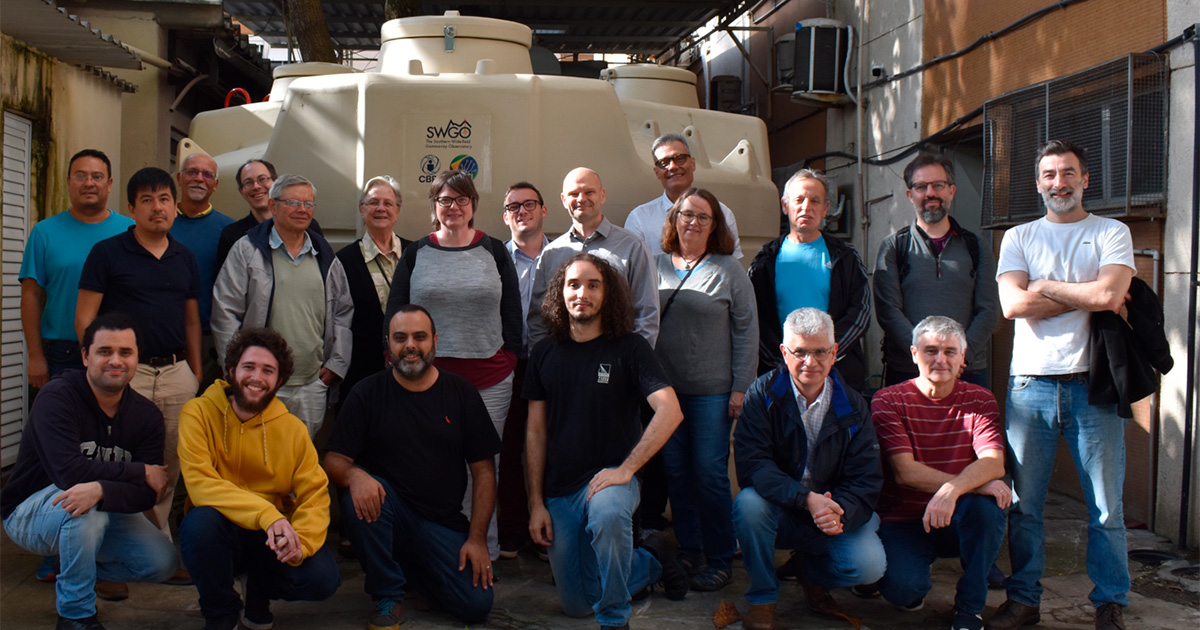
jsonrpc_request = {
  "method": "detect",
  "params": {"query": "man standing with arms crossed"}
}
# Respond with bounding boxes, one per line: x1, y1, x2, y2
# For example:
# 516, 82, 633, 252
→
991, 140, 1135, 630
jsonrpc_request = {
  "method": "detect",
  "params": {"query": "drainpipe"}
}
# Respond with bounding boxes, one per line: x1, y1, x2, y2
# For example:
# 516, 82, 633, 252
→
1133, 248, 1161, 530
1180, 28, 1199, 549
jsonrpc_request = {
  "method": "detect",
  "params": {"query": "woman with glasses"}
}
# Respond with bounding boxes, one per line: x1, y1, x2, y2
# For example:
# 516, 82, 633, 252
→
334, 175, 413, 406
385, 170, 521, 561
653, 188, 758, 592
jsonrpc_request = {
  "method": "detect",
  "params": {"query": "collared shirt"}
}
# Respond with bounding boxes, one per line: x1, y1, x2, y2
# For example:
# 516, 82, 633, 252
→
624, 192, 744, 259
269, 226, 316, 263
359, 233, 404, 310
177, 204, 214, 219
506, 235, 549, 355
789, 374, 833, 488
530, 217, 660, 348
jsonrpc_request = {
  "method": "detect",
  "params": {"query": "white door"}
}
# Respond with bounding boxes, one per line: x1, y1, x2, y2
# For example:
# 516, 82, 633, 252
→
2, 111, 33, 466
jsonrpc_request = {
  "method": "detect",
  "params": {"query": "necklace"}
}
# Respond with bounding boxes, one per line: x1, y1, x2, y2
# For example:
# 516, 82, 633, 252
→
679, 250, 707, 269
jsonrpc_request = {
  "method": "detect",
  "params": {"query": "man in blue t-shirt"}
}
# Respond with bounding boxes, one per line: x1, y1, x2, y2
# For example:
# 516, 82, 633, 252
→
748, 168, 871, 390
20, 149, 132, 389
170, 152, 234, 389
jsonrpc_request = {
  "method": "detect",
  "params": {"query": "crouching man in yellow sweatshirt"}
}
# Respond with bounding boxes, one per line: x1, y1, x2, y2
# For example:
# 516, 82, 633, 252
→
178, 327, 340, 630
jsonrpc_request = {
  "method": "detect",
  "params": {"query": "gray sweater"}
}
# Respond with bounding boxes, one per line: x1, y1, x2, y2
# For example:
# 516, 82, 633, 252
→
654, 253, 759, 395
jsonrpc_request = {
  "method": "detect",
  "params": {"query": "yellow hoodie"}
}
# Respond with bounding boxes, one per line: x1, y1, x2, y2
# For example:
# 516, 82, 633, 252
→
178, 380, 330, 565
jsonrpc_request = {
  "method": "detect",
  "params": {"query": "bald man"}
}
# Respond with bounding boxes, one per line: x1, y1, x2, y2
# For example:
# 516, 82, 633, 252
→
527, 168, 659, 348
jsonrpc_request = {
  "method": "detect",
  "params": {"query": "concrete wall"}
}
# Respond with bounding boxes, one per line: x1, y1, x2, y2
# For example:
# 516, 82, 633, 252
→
1, 34, 124, 222
1156, 0, 1198, 548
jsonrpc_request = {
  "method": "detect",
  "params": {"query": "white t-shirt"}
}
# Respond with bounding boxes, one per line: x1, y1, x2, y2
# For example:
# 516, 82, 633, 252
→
996, 213, 1135, 375
624, 192, 743, 259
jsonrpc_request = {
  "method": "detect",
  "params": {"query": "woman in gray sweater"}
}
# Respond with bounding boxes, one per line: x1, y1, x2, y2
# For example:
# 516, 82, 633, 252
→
654, 188, 758, 592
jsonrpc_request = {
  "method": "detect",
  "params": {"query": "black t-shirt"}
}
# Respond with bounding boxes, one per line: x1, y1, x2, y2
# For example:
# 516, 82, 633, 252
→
524, 333, 671, 498
326, 369, 500, 531
78, 227, 199, 357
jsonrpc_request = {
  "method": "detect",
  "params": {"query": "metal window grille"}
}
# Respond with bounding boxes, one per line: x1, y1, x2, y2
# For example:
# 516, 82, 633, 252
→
982, 53, 1167, 228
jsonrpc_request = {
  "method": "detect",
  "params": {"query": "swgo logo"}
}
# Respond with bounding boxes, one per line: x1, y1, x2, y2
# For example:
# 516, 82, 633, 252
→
427, 120, 472, 140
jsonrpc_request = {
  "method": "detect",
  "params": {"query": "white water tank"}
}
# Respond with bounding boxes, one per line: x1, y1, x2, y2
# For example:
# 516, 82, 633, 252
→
601, 64, 698, 108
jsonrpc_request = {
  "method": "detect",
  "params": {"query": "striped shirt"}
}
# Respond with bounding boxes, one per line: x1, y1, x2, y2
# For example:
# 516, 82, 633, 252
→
871, 379, 1002, 522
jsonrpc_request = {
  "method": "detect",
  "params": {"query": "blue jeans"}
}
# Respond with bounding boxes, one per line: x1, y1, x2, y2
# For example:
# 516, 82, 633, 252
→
2, 484, 177, 619
661, 392, 736, 570
877, 494, 1006, 615
544, 476, 662, 626
1005, 374, 1130, 607
733, 486, 886, 605
179, 506, 340, 621
341, 476, 493, 624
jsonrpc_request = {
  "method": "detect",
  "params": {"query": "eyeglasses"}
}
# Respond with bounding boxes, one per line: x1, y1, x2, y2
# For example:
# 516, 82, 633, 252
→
654, 154, 692, 169
182, 168, 217, 181
70, 172, 108, 184
434, 196, 472, 208
362, 199, 398, 209
783, 346, 833, 362
678, 211, 713, 226
909, 180, 950, 193
275, 198, 314, 210
239, 175, 272, 190
504, 199, 542, 214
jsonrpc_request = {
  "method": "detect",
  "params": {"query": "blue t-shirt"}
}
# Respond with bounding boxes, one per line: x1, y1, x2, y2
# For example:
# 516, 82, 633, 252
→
18, 210, 134, 341
774, 236, 832, 327
170, 208, 235, 332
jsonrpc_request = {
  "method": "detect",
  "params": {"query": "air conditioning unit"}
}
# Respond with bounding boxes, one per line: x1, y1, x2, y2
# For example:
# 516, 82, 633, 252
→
791, 18, 851, 107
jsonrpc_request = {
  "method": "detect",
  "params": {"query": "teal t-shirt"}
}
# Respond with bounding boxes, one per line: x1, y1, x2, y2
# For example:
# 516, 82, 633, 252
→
19, 210, 134, 341
774, 236, 831, 327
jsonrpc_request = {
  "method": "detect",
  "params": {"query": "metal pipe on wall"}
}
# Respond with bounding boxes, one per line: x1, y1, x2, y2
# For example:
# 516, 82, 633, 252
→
1133, 247, 1161, 531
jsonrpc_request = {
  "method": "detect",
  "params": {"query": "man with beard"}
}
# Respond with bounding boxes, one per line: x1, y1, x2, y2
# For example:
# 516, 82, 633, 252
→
525, 254, 688, 630
170, 152, 234, 390
1, 313, 177, 630
873, 154, 998, 387
324, 305, 499, 629
177, 328, 339, 630
990, 140, 1135, 630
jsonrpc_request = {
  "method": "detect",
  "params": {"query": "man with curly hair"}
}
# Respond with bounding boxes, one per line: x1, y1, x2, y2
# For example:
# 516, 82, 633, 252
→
525, 253, 688, 630
177, 328, 340, 630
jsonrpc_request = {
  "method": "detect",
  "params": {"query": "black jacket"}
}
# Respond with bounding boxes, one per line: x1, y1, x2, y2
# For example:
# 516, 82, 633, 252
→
334, 236, 412, 403
734, 366, 882, 533
748, 233, 872, 390
0, 370, 164, 519
1089, 277, 1173, 418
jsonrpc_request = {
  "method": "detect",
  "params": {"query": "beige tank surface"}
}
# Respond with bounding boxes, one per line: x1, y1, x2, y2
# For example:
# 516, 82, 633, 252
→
186, 11, 779, 254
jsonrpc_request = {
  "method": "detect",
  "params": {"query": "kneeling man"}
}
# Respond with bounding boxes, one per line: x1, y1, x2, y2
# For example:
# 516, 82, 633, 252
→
325, 305, 499, 629
733, 307, 885, 630
178, 327, 340, 630
1, 313, 177, 630
525, 253, 687, 630
868, 316, 1008, 630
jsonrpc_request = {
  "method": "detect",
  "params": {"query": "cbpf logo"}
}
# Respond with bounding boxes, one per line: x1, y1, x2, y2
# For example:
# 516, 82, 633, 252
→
450, 155, 479, 179
418, 155, 440, 182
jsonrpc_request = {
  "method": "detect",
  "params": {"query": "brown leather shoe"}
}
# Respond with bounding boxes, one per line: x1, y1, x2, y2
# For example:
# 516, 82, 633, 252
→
94, 580, 128, 601
743, 602, 777, 630
985, 599, 1040, 630
799, 579, 845, 618
1094, 603, 1126, 630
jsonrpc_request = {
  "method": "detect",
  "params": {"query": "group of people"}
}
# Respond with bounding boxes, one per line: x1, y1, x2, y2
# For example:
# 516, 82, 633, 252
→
4, 135, 1137, 630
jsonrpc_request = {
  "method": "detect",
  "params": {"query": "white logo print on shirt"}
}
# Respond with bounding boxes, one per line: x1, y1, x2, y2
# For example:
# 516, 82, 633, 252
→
597, 364, 611, 384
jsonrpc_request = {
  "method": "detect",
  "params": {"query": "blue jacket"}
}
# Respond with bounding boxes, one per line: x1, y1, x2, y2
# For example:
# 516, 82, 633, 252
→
734, 366, 882, 532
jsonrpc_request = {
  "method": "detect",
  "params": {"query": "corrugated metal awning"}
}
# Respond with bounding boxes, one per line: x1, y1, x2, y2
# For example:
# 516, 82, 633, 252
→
1, 0, 143, 70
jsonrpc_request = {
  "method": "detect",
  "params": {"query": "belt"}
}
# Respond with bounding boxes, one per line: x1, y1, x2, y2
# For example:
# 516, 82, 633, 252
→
1034, 372, 1087, 382
144, 352, 185, 368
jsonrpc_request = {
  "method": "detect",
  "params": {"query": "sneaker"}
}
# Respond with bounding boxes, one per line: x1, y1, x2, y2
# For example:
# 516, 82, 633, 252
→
367, 597, 403, 630
56, 615, 106, 630
203, 614, 238, 630
536, 544, 550, 562
1094, 603, 1126, 630
498, 540, 521, 559
37, 556, 58, 582
952, 608, 985, 630
850, 582, 880, 599
898, 597, 925, 612
241, 602, 273, 630
638, 531, 688, 600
